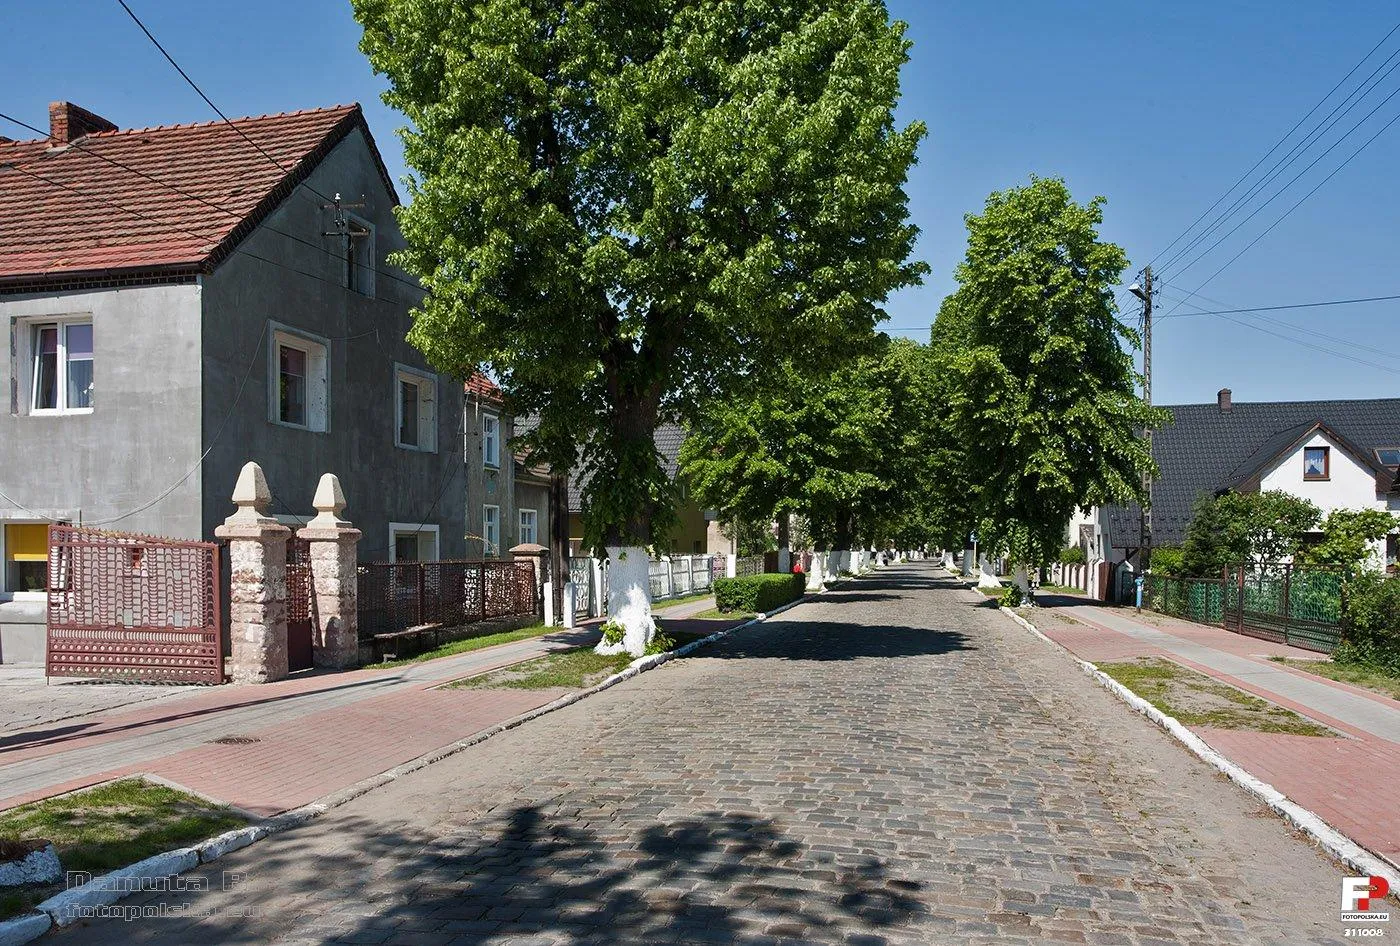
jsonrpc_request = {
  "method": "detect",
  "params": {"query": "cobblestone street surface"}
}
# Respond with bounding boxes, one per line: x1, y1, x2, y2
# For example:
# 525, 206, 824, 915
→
60, 564, 1349, 945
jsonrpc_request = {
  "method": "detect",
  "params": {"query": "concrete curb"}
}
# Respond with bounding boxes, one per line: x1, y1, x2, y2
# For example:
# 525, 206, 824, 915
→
0, 588, 819, 945
999, 604, 1400, 896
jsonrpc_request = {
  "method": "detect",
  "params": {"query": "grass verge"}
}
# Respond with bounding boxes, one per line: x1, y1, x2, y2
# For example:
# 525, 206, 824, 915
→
691, 607, 758, 620
362, 624, 553, 670
0, 779, 247, 920
1099, 657, 1335, 737
652, 592, 714, 611
448, 630, 710, 691
1270, 657, 1400, 702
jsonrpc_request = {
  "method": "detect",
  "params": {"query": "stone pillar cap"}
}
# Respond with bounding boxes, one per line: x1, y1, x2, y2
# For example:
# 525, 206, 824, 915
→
509, 542, 549, 556
220, 461, 282, 529
305, 473, 353, 530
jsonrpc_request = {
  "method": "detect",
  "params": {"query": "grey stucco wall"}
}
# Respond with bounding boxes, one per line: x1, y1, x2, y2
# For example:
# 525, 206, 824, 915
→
200, 128, 465, 561
463, 397, 515, 558
0, 283, 204, 535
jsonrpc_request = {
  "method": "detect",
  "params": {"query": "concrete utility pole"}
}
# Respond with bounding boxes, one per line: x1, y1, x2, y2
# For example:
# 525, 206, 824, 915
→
1130, 267, 1154, 570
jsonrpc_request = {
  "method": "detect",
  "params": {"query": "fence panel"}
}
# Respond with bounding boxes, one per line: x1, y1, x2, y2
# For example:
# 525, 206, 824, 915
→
672, 557, 692, 597
569, 557, 593, 617
735, 555, 765, 578
1223, 564, 1341, 653
1144, 574, 1223, 626
46, 525, 223, 684
691, 555, 714, 591
357, 559, 536, 641
648, 559, 673, 600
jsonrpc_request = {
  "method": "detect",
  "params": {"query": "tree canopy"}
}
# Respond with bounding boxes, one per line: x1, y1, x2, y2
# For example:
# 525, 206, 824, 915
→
926, 177, 1165, 565
1180, 490, 1321, 575
355, 0, 926, 560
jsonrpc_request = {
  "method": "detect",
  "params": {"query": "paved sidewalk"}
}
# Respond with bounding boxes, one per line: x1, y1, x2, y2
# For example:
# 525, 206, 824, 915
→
1036, 595, 1400, 866
0, 628, 611, 815
0, 667, 204, 734
59, 564, 1350, 945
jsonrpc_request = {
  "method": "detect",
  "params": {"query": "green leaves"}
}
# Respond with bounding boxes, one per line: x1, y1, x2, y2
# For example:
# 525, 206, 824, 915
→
1182, 490, 1322, 574
354, 0, 926, 550
929, 177, 1165, 561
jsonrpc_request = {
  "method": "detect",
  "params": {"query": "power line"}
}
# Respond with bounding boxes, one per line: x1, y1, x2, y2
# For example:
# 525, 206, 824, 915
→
1156, 44, 1400, 278
115, 0, 336, 208
1155, 290, 1400, 320
0, 110, 426, 299
1137, 19, 1400, 278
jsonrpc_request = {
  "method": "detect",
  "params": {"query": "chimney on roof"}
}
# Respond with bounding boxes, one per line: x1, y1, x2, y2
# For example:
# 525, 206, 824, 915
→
1218, 388, 1233, 413
48, 101, 117, 144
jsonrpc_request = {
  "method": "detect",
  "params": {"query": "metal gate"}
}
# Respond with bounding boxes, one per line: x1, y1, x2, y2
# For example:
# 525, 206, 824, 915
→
286, 536, 314, 672
46, 525, 224, 684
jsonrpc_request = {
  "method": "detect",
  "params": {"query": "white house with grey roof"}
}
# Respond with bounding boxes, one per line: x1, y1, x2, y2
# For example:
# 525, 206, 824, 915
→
1085, 388, 1400, 599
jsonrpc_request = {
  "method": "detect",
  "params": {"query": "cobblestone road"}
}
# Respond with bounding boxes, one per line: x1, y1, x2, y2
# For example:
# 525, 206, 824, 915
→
61, 564, 1348, 944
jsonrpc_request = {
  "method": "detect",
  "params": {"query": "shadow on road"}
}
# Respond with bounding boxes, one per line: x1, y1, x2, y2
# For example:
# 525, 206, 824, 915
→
94, 807, 927, 945
706, 620, 973, 661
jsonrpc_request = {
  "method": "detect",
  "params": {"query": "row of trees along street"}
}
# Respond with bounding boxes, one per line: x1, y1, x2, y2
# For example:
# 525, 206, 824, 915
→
354, 0, 1162, 654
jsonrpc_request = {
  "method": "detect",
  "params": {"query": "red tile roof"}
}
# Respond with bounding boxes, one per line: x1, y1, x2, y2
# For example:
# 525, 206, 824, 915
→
466, 372, 504, 401
0, 104, 393, 285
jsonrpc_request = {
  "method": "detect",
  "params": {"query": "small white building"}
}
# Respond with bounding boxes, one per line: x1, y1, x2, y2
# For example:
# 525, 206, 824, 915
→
1090, 388, 1400, 598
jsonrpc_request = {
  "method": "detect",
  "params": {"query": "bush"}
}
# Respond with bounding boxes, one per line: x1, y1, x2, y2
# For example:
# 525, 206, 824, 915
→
600, 620, 625, 647
713, 573, 805, 613
1000, 584, 1024, 608
1337, 573, 1400, 676
1058, 546, 1086, 566
1147, 545, 1184, 577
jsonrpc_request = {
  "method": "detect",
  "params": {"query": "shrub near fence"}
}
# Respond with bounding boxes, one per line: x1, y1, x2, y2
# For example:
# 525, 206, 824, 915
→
714, 573, 805, 613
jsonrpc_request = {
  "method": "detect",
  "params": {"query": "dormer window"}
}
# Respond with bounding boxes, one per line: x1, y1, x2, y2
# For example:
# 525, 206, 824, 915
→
1376, 448, 1400, 468
1303, 446, 1330, 481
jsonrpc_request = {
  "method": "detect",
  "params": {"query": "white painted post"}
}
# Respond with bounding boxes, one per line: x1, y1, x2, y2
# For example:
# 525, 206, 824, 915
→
543, 581, 555, 626
562, 581, 576, 629
590, 557, 604, 618
726, 553, 737, 579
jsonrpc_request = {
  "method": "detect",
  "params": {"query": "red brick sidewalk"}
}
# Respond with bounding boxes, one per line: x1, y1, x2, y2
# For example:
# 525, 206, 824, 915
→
1034, 599, 1400, 867
0, 620, 737, 817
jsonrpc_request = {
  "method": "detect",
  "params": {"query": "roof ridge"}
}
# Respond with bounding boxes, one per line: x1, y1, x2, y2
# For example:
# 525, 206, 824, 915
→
75, 103, 360, 140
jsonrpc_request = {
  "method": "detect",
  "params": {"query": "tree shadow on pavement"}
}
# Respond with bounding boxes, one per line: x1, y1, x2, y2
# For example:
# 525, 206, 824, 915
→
62, 808, 927, 945
704, 621, 973, 661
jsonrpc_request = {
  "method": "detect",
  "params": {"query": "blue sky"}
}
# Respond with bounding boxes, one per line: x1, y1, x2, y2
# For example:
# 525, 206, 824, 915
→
3, 1, 1397, 405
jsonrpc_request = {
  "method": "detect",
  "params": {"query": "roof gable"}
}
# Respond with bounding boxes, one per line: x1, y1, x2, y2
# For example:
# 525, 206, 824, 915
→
0, 104, 396, 287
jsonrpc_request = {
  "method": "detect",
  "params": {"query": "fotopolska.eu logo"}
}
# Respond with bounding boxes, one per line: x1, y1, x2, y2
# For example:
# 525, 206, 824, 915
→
1342, 876, 1391, 924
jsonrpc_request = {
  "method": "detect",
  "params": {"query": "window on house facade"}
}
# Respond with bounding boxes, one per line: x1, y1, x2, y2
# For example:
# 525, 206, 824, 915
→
270, 328, 328, 431
27, 319, 93, 414
1303, 446, 1330, 480
3, 523, 49, 592
1377, 448, 1400, 468
395, 365, 437, 451
483, 505, 500, 555
389, 523, 439, 563
482, 414, 500, 468
344, 216, 375, 297
518, 508, 538, 545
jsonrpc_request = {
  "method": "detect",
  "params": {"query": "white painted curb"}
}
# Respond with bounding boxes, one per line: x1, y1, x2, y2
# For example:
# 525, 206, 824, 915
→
0, 586, 821, 945
999, 605, 1400, 895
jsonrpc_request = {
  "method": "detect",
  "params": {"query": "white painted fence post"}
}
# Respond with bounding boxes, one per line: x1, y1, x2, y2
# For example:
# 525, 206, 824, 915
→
590, 557, 604, 618
726, 553, 737, 579
563, 582, 576, 629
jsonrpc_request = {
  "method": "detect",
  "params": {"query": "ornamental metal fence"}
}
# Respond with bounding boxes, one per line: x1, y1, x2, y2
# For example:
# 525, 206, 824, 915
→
46, 525, 223, 684
735, 555, 765, 578
356, 559, 537, 641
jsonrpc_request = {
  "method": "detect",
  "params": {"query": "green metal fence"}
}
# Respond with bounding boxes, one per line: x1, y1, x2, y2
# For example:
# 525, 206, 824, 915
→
1144, 575, 1224, 626
1223, 564, 1343, 653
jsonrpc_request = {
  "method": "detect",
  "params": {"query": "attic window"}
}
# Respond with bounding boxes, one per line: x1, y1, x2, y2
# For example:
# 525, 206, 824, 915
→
1376, 448, 1400, 468
1303, 446, 1330, 481
344, 216, 375, 297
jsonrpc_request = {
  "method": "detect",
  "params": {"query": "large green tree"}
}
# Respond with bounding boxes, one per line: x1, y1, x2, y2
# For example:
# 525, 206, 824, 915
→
929, 177, 1165, 587
355, 0, 926, 653
1181, 490, 1321, 575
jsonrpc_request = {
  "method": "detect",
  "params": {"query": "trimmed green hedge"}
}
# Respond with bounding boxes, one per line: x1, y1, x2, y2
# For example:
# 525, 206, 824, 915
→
714, 573, 805, 614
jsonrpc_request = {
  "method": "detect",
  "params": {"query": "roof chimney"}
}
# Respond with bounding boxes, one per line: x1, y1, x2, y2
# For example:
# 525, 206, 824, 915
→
48, 101, 117, 144
1218, 388, 1232, 413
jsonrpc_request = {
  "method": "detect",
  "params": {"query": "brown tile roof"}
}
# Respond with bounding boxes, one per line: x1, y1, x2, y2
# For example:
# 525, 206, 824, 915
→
465, 372, 504, 401
0, 103, 393, 285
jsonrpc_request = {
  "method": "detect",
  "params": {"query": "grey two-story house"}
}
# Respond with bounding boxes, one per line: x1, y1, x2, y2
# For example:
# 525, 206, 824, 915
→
0, 101, 464, 662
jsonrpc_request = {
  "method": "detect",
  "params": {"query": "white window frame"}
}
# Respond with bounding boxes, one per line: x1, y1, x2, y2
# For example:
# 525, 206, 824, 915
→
482, 504, 500, 555
393, 363, 438, 452
268, 324, 330, 433
482, 413, 501, 469
344, 213, 377, 298
518, 508, 538, 545
388, 522, 440, 563
20, 316, 93, 416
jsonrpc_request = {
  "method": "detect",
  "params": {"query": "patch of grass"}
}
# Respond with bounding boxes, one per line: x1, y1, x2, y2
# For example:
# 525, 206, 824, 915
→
1035, 584, 1085, 596
450, 646, 633, 691
1270, 657, 1400, 702
691, 607, 758, 620
1100, 658, 1334, 737
363, 625, 552, 669
652, 591, 713, 611
0, 779, 247, 920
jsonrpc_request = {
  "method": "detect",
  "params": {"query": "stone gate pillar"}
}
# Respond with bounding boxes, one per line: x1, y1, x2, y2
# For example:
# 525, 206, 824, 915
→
509, 543, 550, 618
215, 462, 290, 684
298, 474, 361, 669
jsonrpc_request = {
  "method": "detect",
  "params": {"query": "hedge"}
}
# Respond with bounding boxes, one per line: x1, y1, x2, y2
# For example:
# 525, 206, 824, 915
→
713, 573, 805, 614
1336, 573, 1400, 676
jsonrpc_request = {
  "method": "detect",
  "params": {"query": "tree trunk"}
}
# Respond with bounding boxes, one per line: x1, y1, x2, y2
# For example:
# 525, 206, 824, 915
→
597, 545, 656, 656
777, 512, 791, 574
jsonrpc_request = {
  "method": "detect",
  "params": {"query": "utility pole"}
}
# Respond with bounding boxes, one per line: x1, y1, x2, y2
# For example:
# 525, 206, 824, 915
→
1130, 267, 1154, 572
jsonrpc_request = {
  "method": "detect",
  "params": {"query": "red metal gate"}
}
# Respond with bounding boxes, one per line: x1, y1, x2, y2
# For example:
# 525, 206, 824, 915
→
46, 525, 224, 684
286, 536, 313, 672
